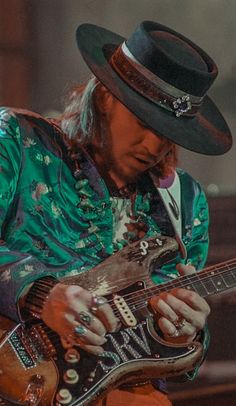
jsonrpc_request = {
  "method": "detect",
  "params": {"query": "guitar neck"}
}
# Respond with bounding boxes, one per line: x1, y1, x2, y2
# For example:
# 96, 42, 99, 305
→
143, 258, 236, 303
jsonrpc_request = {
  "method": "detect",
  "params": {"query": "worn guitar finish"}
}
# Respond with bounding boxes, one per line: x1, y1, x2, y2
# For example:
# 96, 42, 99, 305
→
1, 235, 236, 405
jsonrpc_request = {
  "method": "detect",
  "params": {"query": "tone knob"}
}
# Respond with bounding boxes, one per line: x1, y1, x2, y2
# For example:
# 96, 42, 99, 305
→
64, 348, 80, 363
64, 369, 79, 384
56, 389, 72, 404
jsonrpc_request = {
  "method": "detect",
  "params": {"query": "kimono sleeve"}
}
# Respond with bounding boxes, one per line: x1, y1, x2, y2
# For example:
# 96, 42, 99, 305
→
0, 108, 57, 322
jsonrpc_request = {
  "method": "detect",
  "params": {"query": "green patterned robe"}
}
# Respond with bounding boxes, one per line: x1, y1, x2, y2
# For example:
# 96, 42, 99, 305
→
0, 107, 210, 380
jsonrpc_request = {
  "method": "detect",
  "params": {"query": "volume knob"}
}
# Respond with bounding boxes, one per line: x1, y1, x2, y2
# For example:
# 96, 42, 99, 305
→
64, 369, 79, 384
56, 389, 72, 404
64, 348, 80, 363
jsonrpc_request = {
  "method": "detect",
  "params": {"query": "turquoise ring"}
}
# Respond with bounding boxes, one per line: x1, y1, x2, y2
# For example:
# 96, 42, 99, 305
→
79, 311, 92, 326
74, 325, 87, 336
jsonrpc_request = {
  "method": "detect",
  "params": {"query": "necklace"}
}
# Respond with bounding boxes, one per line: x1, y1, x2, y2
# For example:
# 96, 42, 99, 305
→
108, 182, 137, 198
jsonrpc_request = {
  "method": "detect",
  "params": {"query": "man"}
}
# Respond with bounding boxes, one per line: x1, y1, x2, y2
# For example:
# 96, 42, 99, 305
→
0, 21, 232, 406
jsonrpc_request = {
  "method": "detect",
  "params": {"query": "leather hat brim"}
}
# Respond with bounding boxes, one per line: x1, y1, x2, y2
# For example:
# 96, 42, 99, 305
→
76, 23, 232, 155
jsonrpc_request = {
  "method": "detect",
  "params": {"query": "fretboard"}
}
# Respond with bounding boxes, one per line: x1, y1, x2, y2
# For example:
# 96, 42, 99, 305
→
131, 258, 236, 306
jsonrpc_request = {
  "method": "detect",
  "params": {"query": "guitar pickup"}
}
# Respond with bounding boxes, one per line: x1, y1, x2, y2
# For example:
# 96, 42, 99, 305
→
113, 295, 137, 327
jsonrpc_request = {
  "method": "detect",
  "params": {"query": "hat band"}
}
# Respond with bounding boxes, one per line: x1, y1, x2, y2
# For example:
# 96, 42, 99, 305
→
110, 42, 204, 117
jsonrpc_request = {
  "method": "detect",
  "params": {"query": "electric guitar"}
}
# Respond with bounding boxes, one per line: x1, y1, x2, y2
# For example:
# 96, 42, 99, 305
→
0, 235, 235, 405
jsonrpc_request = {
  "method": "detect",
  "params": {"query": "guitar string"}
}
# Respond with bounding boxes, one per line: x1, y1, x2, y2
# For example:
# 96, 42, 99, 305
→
41, 263, 236, 339
98, 257, 236, 307
112, 266, 235, 315
114, 267, 236, 312
28, 258, 236, 340
43, 272, 231, 350
110, 273, 236, 317
103, 261, 236, 309
62, 257, 236, 309
42, 264, 236, 344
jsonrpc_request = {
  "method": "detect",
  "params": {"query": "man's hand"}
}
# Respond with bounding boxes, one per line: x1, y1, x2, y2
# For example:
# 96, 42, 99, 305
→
41, 283, 119, 355
149, 263, 211, 343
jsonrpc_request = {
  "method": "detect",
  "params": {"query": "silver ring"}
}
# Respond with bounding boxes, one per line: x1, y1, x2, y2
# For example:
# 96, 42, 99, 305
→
173, 317, 186, 330
78, 311, 93, 326
91, 294, 108, 313
74, 325, 87, 336
168, 329, 180, 338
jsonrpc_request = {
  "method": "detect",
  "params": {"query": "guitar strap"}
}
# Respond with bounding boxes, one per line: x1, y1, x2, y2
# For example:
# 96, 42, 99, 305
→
150, 171, 187, 259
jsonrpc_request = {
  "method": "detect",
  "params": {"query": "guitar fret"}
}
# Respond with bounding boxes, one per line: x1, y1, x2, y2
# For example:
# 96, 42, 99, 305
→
144, 265, 236, 305
209, 267, 236, 293
187, 275, 210, 296
210, 274, 227, 293
231, 267, 236, 280
224, 270, 236, 287
192, 270, 234, 297
201, 278, 216, 295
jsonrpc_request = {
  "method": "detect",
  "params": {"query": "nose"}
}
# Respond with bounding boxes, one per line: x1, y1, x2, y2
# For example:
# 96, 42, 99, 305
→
142, 129, 166, 158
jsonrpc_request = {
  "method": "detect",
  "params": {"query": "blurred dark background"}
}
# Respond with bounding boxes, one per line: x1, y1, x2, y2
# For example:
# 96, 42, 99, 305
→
0, 1, 236, 404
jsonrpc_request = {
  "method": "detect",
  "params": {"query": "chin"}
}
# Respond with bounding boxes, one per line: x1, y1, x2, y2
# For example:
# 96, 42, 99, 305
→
122, 170, 143, 183
111, 162, 144, 185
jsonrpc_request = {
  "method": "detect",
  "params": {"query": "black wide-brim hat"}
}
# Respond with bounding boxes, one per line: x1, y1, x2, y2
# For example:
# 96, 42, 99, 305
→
76, 21, 232, 155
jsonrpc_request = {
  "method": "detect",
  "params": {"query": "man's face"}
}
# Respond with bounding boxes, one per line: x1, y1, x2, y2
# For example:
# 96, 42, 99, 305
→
91, 95, 172, 187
